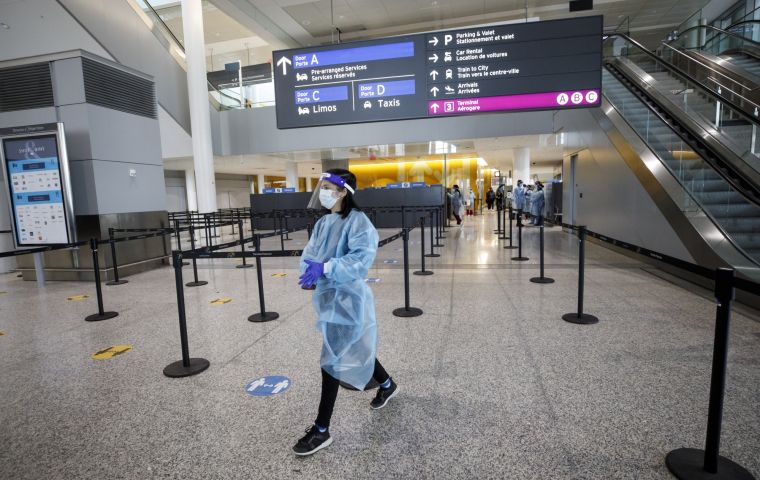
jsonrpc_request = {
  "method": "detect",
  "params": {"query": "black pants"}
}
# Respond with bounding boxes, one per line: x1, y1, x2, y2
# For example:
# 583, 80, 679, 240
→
316, 359, 390, 428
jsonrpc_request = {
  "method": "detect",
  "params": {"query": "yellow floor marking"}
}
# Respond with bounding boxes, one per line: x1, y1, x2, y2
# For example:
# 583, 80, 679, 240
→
0, 331, 5, 336
91, 344, 133, 360
270, 273, 287, 277
210, 297, 232, 305
67, 294, 89, 301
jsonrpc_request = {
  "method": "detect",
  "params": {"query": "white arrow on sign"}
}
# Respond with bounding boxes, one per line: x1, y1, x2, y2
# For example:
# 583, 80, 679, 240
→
276, 56, 292, 75
429, 37, 439, 46
430, 86, 439, 97
428, 53, 439, 63
431, 103, 440, 113
429, 70, 439, 80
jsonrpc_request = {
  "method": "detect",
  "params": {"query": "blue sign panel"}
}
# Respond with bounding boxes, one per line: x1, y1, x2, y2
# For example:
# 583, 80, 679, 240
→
358, 79, 416, 99
410, 182, 426, 188
245, 375, 291, 397
293, 42, 414, 69
295, 86, 349, 104
263, 187, 296, 193
386, 182, 426, 189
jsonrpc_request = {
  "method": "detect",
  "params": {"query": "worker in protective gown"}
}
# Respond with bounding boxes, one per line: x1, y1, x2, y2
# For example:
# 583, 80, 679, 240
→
292, 169, 400, 456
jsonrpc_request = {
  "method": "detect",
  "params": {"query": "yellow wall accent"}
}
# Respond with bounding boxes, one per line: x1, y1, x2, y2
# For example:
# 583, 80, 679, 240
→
349, 156, 482, 195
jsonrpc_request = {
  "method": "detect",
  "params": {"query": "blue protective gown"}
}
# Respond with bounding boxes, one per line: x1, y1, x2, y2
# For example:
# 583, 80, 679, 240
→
299, 209, 379, 390
532, 189, 545, 217
514, 186, 526, 210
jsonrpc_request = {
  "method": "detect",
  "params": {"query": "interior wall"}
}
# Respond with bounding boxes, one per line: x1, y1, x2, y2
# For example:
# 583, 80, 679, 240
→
555, 108, 695, 262
164, 172, 252, 211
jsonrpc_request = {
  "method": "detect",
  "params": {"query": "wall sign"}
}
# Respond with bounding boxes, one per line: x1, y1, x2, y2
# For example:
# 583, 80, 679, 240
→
0, 123, 76, 248
273, 16, 602, 128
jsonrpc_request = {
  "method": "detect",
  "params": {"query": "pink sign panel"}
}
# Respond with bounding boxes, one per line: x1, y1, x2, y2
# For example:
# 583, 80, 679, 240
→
428, 89, 600, 116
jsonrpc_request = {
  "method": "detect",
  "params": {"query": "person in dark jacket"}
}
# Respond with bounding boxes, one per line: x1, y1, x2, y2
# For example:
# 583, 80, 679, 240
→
486, 187, 495, 210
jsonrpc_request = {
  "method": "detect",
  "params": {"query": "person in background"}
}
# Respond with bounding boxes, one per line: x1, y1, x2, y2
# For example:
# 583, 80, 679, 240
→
531, 181, 545, 226
513, 180, 526, 217
466, 188, 476, 216
523, 185, 533, 223
294, 169, 399, 457
486, 187, 495, 210
449, 185, 463, 225
495, 184, 505, 210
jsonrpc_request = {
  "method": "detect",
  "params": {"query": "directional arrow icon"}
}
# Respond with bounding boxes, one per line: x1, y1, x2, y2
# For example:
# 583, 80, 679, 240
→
429, 37, 439, 46
429, 70, 439, 80
428, 53, 439, 63
430, 86, 439, 97
276, 56, 292, 75
431, 103, 440, 113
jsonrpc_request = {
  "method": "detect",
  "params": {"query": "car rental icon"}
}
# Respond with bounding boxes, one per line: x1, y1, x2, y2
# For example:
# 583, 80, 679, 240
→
298, 106, 310, 115
363, 101, 372, 109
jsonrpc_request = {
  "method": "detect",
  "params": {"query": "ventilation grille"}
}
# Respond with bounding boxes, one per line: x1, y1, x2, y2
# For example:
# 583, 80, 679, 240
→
82, 58, 157, 119
0, 63, 54, 112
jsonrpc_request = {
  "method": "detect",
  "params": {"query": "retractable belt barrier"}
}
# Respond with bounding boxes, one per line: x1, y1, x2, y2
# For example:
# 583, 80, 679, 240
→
555, 222, 757, 479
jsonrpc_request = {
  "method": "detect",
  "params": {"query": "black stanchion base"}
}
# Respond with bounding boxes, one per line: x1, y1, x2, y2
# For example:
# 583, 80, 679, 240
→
413, 270, 434, 276
85, 311, 119, 322
665, 448, 755, 480
504, 245, 518, 249
301, 285, 317, 290
530, 277, 555, 284
436, 236, 446, 239
283, 238, 292, 241
512, 256, 530, 261
499, 236, 508, 240
433, 243, 444, 248
182, 262, 190, 266
235, 264, 254, 269
185, 281, 208, 287
163, 358, 210, 378
248, 312, 279, 323
106, 280, 129, 286
393, 307, 423, 318
425, 253, 441, 258
562, 313, 599, 324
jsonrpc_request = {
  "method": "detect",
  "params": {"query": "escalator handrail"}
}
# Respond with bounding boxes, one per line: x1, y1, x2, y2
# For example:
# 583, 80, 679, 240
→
671, 23, 760, 50
604, 53, 760, 208
657, 42, 760, 110
602, 71, 760, 268
606, 33, 760, 126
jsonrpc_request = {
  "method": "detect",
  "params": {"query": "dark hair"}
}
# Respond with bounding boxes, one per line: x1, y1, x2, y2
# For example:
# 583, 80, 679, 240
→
325, 168, 360, 218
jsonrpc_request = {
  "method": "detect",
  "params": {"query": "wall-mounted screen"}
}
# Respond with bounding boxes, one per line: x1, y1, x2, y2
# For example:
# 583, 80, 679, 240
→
1, 123, 75, 247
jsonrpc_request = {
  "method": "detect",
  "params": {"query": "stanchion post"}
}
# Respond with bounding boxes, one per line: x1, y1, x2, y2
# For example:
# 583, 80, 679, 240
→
85, 238, 119, 322
530, 225, 554, 284
511, 214, 529, 261
284, 215, 291, 241
665, 268, 755, 480
185, 224, 207, 287
174, 219, 189, 266
248, 235, 279, 323
432, 209, 444, 248
393, 228, 423, 318
505, 205, 517, 249
499, 204, 509, 240
426, 209, 441, 257
163, 251, 210, 378
414, 215, 433, 276
495, 202, 502, 234
436, 207, 445, 239
105, 228, 128, 286
562, 226, 598, 324
235, 219, 253, 269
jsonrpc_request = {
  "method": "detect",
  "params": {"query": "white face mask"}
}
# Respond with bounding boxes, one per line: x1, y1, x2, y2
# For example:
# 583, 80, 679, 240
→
319, 189, 339, 209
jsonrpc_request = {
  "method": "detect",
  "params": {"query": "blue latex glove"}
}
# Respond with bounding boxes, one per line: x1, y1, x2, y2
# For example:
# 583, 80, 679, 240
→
298, 259, 325, 288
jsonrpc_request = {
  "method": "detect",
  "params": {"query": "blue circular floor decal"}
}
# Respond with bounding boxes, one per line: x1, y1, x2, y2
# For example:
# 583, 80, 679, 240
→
245, 376, 291, 397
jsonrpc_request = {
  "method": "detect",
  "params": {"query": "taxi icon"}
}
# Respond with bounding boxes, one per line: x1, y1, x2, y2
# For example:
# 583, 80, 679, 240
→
363, 100, 372, 109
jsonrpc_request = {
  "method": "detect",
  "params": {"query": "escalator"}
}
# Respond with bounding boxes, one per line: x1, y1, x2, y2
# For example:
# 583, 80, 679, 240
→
600, 34, 760, 277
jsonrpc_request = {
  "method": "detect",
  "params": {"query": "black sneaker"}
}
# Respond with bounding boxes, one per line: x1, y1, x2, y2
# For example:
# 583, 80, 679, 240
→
370, 381, 400, 410
292, 426, 333, 456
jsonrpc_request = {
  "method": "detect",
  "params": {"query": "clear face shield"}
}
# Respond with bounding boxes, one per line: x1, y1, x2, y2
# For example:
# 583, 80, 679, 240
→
307, 172, 356, 209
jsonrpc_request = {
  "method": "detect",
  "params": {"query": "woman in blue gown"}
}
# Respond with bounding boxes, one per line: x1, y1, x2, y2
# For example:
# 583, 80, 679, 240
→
293, 169, 400, 456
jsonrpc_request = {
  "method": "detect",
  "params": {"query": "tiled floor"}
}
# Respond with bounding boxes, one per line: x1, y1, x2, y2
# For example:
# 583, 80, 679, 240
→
0, 211, 758, 479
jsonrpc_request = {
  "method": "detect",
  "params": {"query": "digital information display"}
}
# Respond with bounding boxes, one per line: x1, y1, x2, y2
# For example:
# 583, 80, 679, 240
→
1, 124, 75, 247
274, 16, 602, 128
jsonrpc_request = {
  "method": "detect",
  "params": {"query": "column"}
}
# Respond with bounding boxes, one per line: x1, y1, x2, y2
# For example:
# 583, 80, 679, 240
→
306, 177, 313, 192
257, 173, 266, 193
249, 176, 256, 194
285, 161, 298, 190
181, 0, 217, 213
185, 169, 198, 211
513, 147, 530, 185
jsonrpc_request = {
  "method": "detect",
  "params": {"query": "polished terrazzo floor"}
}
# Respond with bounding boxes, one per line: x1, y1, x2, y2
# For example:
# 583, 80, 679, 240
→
0, 211, 758, 479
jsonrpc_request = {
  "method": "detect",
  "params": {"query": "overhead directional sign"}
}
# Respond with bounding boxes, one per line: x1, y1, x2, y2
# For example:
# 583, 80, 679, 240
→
273, 16, 602, 128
